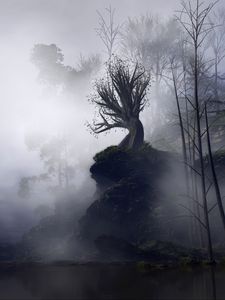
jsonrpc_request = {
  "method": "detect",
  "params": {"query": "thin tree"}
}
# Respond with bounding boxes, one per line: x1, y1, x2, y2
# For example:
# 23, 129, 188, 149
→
90, 58, 150, 150
205, 103, 225, 233
176, 0, 218, 262
96, 5, 120, 61
122, 16, 180, 131
169, 57, 188, 168
208, 9, 225, 112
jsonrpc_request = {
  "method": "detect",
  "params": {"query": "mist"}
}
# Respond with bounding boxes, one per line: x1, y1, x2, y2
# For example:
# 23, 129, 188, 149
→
0, 0, 225, 268
0, 0, 181, 243
2, 1, 225, 299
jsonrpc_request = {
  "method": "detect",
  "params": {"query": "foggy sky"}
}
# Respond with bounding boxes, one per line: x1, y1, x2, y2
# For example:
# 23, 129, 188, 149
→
0, 0, 217, 192
0, 0, 181, 190
0, 0, 180, 61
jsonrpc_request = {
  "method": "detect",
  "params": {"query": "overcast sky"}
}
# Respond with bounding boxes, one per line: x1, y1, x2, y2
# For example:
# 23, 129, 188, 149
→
0, 0, 182, 63
0, 0, 184, 189
0, 0, 218, 191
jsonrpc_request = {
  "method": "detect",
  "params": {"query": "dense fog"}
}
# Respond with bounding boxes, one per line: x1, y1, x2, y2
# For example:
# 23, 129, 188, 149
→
0, 0, 181, 242
1, 0, 225, 261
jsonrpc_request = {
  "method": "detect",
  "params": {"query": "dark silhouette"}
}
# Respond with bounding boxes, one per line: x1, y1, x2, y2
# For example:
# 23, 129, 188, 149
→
90, 58, 150, 150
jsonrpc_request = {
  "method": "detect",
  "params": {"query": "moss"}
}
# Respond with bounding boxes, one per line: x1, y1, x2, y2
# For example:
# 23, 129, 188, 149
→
91, 142, 169, 187
94, 146, 121, 162
93, 143, 155, 163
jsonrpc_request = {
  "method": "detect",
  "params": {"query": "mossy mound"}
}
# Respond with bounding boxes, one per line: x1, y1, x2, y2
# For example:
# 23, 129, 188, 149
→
79, 144, 172, 246
90, 143, 170, 189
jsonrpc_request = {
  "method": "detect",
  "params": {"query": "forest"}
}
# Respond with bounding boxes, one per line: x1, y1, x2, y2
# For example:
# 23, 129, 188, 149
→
2, 0, 225, 299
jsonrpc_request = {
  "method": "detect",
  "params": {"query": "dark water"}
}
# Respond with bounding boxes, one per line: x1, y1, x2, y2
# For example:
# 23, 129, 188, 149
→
0, 263, 225, 300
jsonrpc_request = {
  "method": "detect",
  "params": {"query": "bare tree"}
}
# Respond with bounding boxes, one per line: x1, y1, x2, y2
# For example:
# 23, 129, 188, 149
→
208, 9, 225, 111
121, 17, 181, 132
121, 15, 154, 66
169, 56, 188, 166
90, 58, 150, 150
96, 6, 120, 61
176, 0, 219, 262
205, 103, 225, 233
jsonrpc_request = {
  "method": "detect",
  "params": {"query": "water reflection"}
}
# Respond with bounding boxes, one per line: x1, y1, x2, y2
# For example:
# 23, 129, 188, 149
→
0, 264, 224, 299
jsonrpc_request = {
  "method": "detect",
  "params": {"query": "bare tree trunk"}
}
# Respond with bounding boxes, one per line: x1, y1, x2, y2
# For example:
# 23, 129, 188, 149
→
171, 68, 187, 165
176, 0, 218, 262
192, 118, 205, 248
194, 44, 214, 262
171, 66, 193, 244
214, 58, 220, 113
187, 109, 205, 247
205, 104, 225, 234
119, 119, 144, 150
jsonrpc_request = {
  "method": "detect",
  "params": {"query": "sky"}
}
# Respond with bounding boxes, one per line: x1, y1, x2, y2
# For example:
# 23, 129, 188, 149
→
0, 0, 181, 190
0, 0, 180, 61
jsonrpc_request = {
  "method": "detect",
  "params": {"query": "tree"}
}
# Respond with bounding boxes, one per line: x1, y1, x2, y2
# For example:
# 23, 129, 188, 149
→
90, 58, 150, 150
96, 5, 120, 61
208, 8, 225, 111
205, 103, 225, 233
121, 15, 154, 66
20, 133, 76, 197
31, 44, 101, 92
31, 44, 66, 86
176, 0, 218, 262
121, 16, 181, 132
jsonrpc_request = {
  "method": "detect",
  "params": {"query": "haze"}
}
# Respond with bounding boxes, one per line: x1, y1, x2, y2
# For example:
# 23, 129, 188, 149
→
0, 0, 217, 243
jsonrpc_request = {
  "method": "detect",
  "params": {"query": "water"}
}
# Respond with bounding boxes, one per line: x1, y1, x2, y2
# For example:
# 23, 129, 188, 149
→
0, 263, 224, 299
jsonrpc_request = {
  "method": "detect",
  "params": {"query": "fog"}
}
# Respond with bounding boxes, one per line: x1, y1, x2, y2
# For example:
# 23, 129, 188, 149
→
0, 0, 181, 241
1, 0, 224, 254
0, 0, 181, 186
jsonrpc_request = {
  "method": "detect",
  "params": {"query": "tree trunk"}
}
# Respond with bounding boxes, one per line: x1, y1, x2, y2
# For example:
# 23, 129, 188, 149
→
119, 118, 144, 150
215, 58, 219, 113
194, 43, 214, 262
205, 104, 225, 235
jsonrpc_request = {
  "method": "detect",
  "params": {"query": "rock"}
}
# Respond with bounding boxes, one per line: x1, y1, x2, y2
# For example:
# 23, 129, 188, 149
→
79, 144, 171, 245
